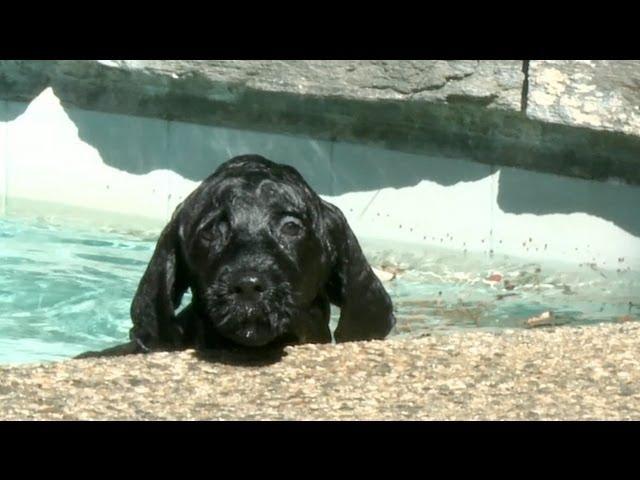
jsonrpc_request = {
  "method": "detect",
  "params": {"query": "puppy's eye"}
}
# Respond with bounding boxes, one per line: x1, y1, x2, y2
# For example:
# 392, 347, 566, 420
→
280, 217, 304, 237
201, 229, 216, 243
201, 218, 229, 243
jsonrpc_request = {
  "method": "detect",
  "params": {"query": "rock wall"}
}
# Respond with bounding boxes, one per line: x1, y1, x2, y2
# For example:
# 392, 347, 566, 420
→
1, 60, 639, 184
3, 87, 640, 270
527, 60, 640, 136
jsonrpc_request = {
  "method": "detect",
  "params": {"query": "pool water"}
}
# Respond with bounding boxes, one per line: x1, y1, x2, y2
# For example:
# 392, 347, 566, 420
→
1, 214, 639, 364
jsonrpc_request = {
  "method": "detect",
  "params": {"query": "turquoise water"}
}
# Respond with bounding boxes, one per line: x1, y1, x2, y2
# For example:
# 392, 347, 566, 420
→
1, 214, 639, 364
0, 216, 156, 363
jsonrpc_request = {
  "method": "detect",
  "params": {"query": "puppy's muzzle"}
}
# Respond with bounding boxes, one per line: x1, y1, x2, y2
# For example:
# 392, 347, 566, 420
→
213, 270, 289, 346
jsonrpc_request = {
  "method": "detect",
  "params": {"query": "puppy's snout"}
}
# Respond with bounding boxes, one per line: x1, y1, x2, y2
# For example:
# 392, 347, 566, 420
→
231, 273, 267, 302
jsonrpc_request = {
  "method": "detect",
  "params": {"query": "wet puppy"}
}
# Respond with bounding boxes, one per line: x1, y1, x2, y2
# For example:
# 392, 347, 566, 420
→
77, 155, 395, 358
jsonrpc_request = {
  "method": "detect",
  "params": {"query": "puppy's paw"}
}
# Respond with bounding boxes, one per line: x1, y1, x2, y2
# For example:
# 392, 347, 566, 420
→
74, 341, 146, 359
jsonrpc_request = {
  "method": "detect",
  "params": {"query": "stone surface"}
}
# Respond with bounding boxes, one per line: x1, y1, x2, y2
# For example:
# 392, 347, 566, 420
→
527, 60, 640, 137
1, 60, 640, 184
0, 60, 524, 112
1, 322, 639, 420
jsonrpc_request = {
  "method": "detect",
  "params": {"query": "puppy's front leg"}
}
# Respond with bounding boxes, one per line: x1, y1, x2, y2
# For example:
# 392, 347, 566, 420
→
289, 296, 333, 344
74, 340, 148, 359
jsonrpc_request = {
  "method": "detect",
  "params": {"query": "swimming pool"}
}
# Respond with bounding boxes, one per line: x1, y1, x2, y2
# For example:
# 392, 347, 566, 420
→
1, 213, 638, 364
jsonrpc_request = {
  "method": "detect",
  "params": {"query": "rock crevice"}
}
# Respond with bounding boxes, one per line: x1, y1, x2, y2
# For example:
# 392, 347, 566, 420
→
521, 59, 530, 114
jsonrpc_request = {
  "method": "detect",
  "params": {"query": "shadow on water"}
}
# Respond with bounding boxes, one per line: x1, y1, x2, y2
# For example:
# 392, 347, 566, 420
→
498, 167, 640, 237
61, 105, 493, 196
62, 102, 640, 238
0, 100, 29, 122
4, 93, 639, 240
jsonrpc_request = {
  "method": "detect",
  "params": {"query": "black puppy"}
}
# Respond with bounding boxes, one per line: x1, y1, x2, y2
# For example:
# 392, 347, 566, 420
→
77, 155, 395, 358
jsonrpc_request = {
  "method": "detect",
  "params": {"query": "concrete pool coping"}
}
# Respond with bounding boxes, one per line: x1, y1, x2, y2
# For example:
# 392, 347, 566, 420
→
1, 321, 639, 420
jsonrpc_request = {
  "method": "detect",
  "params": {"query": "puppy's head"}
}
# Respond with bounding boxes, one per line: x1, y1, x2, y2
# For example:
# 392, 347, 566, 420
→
130, 155, 395, 351
180, 156, 329, 346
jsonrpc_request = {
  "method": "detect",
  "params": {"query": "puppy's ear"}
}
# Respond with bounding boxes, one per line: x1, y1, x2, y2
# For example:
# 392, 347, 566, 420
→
321, 201, 396, 343
129, 207, 189, 351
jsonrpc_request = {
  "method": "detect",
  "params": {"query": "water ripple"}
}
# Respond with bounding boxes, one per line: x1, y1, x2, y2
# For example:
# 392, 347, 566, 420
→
1, 215, 639, 364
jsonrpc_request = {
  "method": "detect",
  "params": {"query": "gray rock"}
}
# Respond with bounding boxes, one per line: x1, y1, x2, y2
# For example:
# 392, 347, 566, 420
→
527, 60, 640, 137
0, 59, 524, 116
60, 60, 525, 109
2, 60, 640, 185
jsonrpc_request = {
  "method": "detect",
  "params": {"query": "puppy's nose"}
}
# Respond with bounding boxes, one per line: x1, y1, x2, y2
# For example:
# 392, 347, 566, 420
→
231, 274, 266, 302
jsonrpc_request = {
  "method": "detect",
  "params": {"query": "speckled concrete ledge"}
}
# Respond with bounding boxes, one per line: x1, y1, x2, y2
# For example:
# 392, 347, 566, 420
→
1, 322, 639, 420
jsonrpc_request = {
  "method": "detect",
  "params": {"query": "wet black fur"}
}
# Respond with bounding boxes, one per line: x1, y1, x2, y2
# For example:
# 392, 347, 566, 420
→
76, 155, 395, 358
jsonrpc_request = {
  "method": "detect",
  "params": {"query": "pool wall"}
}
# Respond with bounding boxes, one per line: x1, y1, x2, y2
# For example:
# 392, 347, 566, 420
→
1, 86, 639, 270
